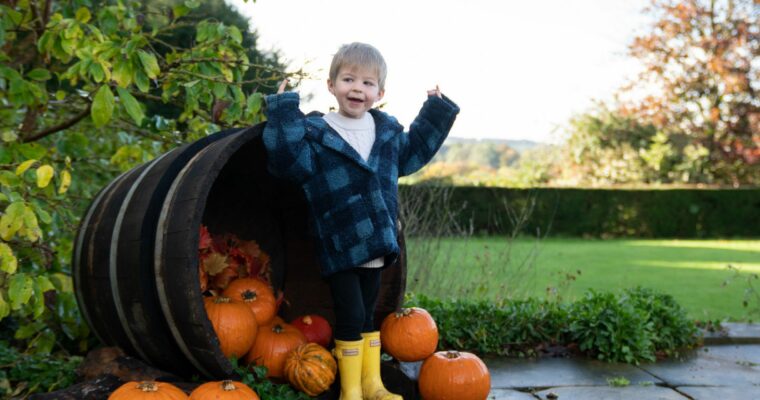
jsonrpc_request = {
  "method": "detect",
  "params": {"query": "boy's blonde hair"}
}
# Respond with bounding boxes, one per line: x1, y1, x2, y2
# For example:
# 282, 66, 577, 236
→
329, 42, 387, 90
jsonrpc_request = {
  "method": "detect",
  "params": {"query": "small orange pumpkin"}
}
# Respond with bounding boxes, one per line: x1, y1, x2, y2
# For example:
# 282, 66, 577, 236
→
245, 321, 307, 378
189, 380, 259, 400
204, 296, 258, 359
418, 350, 491, 400
380, 307, 438, 361
283, 343, 337, 396
222, 278, 277, 326
108, 381, 188, 399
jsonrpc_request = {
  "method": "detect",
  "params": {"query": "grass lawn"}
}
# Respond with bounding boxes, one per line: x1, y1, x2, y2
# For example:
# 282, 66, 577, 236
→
405, 237, 760, 321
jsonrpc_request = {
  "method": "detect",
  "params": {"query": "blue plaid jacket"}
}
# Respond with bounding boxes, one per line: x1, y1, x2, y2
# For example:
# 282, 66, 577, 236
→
263, 92, 459, 276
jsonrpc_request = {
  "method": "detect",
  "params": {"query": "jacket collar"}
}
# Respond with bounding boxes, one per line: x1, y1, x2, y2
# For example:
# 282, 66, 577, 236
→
305, 109, 403, 171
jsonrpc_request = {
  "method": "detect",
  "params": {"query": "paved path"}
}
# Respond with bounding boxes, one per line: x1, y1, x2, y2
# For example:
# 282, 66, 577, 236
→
483, 323, 760, 400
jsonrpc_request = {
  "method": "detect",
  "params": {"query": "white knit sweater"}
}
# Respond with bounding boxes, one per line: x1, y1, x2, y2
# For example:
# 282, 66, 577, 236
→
323, 111, 384, 269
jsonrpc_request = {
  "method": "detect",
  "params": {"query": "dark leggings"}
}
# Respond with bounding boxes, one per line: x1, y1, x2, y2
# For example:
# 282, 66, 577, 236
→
327, 267, 383, 341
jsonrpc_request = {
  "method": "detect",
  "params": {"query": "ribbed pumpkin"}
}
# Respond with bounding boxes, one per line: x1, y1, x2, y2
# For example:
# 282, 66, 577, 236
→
290, 314, 332, 348
204, 296, 258, 359
108, 381, 188, 399
283, 343, 337, 396
244, 321, 307, 378
418, 351, 491, 400
189, 380, 259, 400
380, 307, 438, 361
222, 278, 277, 326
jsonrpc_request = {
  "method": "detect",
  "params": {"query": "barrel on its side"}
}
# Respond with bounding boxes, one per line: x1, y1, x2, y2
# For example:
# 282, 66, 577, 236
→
73, 123, 406, 378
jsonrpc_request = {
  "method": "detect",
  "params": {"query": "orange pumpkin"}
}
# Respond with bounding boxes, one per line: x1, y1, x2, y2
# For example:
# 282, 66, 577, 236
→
223, 278, 277, 326
245, 322, 307, 378
283, 343, 337, 396
108, 381, 188, 399
380, 307, 438, 361
418, 351, 491, 400
204, 296, 258, 359
189, 380, 259, 400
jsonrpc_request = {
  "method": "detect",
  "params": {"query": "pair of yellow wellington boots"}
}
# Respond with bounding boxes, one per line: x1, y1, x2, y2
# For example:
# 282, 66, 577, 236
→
333, 331, 402, 400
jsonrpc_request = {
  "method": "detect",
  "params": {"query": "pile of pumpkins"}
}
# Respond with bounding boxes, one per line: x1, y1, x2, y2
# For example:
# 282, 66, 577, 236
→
110, 278, 491, 400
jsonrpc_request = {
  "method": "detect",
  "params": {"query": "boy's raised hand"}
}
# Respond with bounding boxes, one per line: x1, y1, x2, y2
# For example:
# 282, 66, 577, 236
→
277, 79, 289, 94
427, 85, 442, 98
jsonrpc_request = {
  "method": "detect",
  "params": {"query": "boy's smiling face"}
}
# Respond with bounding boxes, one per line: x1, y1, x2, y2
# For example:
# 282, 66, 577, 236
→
328, 65, 384, 119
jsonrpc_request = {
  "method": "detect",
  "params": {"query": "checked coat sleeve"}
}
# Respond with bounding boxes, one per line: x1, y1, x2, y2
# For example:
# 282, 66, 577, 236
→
262, 92, 316, 183
398, 94, 460, 177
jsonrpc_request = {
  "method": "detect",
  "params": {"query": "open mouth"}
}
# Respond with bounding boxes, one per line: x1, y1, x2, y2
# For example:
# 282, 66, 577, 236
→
348, 97, 364, 104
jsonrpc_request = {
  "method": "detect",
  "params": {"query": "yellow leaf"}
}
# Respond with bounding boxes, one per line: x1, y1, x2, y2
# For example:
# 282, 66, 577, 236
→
58, 170, 72, 194
0, 242, 17, 274
36, 165, 54, 188
202, 252, 228, 276
15, 159, 37, 176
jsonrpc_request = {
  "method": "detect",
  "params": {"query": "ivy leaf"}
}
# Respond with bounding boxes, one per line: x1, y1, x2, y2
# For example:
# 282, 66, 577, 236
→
228, 26, 242, 44
26, 68, 52, 81
246, 92, 263, 116
58, 170, 71, 194
0, 293, 9, 320
36, 164, 54, 188
20, 206, 41, 241
0, 242, 17, 274
173, 4, 191, 19
134, 69, 150, 93
91, 86, 115, 127
138, 50, 160, 79
0, 171, 20, 187
0, 202, 25, 240
15, 159, 37, 175
8, 273, 33, 310
112, 58, 133, 87
116, 87, 144, 125
75, 7, 91, 23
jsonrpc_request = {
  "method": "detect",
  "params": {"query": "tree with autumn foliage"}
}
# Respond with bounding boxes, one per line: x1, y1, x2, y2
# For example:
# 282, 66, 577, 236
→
562, 0, 758, 186
0, 0, 292, 358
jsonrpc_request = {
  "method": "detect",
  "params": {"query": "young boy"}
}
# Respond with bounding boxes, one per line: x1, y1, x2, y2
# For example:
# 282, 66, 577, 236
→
263, 42, 459, 400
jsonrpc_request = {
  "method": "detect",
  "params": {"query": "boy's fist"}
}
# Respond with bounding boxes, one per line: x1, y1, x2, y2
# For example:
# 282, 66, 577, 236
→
427, 85, 442, 98
277, 79, 289, 94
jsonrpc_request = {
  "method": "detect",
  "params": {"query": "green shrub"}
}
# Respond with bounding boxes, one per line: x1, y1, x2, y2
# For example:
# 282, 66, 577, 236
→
624, 287, 699, 354
406, 287, 700, 364
0, 341, 82, 397
566, 290, 655, 363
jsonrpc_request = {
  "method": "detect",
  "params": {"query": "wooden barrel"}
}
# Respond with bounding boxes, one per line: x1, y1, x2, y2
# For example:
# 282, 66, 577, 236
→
72, 122, 407, 379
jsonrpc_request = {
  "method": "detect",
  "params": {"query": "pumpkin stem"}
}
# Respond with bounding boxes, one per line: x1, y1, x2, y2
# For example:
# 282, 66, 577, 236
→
137, 381, 159, 392
395, 308, 413, 318
273, 324, 284, 333
214, 296, 231, 304
303, 315, 313, 325
242, 289, 258, 302
221, 380, 237, 391
444, 351, 460, 359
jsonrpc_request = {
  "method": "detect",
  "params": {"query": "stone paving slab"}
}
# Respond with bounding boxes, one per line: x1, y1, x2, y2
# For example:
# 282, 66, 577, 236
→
677, 385, 760, 400
703, 323, 760, 344
532, 386, 687, 399
488, 388, 539, 399
485, 357, 660, 389
638, 345, 760, 387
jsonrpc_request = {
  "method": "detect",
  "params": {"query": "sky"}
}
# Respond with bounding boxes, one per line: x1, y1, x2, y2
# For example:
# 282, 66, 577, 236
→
230, 0, 652, 143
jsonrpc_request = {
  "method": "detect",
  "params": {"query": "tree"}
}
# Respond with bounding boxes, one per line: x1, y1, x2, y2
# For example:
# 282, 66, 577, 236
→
561, 0, 759, 186
0, 0, 290, 355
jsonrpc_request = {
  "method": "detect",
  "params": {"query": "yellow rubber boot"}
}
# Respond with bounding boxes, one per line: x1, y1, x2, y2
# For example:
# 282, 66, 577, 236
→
361, 331, 402, 400
333, 339, 364, 400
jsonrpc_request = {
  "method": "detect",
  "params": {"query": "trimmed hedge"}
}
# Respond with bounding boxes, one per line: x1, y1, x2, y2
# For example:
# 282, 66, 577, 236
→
399, 185, 760, 238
